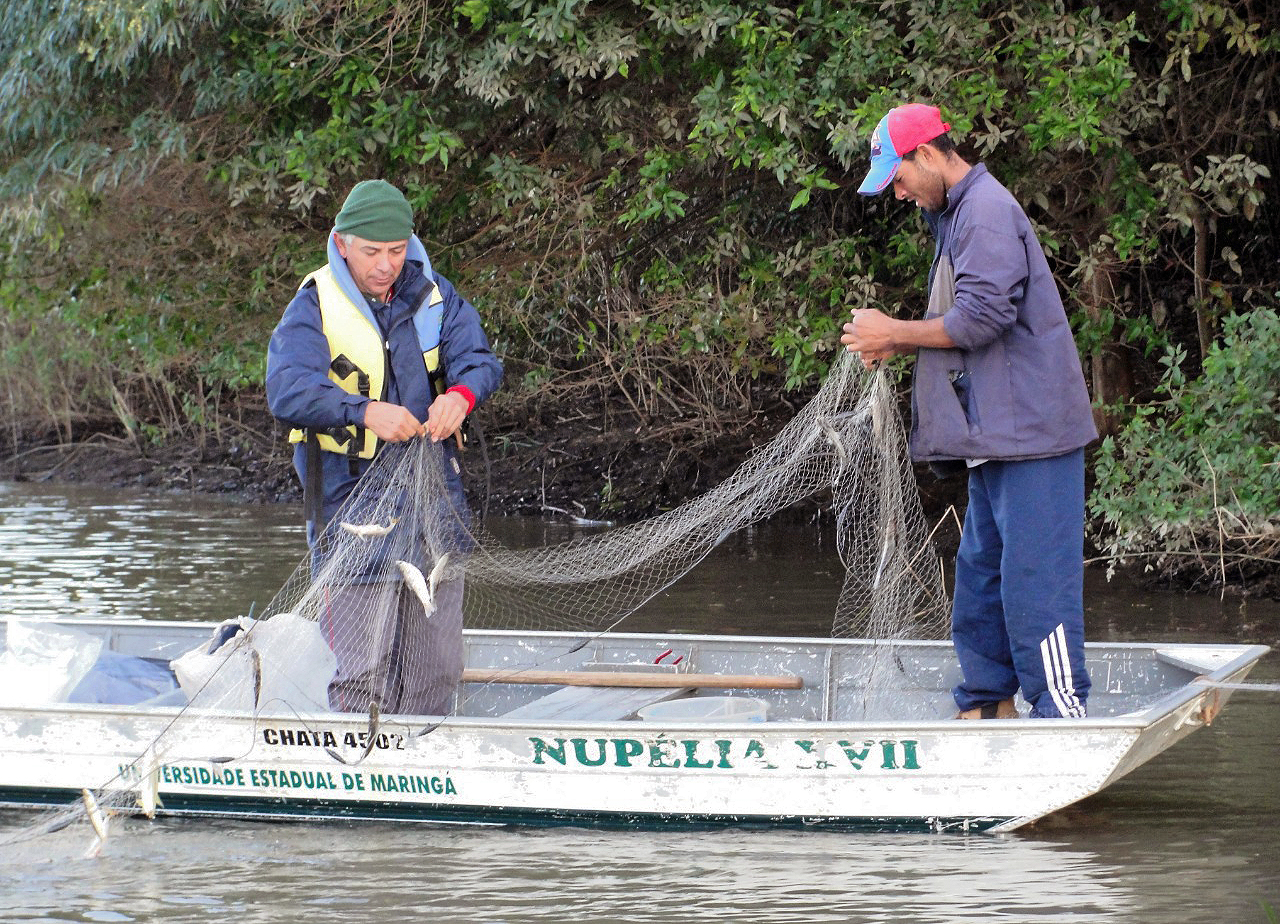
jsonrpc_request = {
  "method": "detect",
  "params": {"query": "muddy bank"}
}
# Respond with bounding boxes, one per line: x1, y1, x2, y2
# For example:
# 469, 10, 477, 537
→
6, 400, 1275, 601
1, 391, 965, 527
0, 398, 841, 515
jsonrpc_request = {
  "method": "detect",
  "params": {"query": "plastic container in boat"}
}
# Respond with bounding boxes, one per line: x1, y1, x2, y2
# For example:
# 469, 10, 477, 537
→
636, 695, 768, 723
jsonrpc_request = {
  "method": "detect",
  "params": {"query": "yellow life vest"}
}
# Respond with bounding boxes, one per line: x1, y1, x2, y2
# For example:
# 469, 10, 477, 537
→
288, 264, 444, 459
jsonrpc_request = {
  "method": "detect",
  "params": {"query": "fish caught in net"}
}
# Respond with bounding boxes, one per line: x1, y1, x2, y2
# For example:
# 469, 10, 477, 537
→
0, 353, 948, 852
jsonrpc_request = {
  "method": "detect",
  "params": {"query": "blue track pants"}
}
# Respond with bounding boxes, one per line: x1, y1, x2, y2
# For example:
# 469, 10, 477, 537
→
951, 449, 1090, 718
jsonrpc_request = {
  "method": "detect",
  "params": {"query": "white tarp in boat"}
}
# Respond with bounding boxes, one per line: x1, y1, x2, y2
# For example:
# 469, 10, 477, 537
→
0, 619, 104, 707
69, 651, 179, 705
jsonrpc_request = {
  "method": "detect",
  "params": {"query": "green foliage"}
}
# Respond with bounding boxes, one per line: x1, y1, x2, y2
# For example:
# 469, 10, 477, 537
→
0, 0, 1275, 455
1089, 306, 1280, 585
0, 248, 267, 445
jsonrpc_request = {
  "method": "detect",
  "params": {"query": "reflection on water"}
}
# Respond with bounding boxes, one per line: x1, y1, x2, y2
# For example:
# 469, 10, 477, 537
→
0, 481, 1277, 924
0, 823, 1137, 924
0, 483, 305, 622
0, 483, 849, 633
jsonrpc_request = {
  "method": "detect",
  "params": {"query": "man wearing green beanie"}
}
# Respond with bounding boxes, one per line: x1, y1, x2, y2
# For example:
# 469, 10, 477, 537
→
266, 179, 503, 717
333, 178, 414, 243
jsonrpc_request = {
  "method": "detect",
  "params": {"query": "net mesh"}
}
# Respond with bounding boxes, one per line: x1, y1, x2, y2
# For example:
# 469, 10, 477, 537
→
0, 354, 949, 851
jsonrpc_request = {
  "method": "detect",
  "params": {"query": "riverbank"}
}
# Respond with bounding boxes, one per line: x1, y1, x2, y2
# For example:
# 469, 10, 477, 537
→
1, 393, 882, 521
4, 401, 1276, 601
1, 373, 971, 518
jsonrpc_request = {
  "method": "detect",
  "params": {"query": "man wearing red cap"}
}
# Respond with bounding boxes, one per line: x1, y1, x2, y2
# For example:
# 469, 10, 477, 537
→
841, 104, 1098, 719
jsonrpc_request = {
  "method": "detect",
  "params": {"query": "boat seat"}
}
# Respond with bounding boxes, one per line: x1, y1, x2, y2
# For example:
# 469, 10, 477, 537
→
500, 684, 694, 722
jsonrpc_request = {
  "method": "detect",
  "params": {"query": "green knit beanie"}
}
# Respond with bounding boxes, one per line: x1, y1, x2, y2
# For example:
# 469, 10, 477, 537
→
333, 179, 414, 242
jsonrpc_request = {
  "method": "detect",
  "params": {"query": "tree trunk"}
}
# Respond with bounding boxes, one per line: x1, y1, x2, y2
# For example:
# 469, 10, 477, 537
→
1080, 253, 1134, 438
1191, 208, 1214, 359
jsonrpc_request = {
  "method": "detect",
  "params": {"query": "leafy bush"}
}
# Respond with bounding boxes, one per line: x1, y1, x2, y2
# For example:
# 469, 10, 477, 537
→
1090, 306, 1280, 588
0, 0, 1275, 459
0, 178, 278, 447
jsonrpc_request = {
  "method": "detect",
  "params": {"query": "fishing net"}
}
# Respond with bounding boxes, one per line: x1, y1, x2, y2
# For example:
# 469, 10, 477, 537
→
0, 353, 948, 851
252, 352, 947, 709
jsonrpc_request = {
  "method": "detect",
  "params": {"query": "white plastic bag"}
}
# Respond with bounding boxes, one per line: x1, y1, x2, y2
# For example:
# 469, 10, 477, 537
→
170, 628, 257, 713
251, 612, 337, 714
0, 619, 104, 706
169, 613, 336, 714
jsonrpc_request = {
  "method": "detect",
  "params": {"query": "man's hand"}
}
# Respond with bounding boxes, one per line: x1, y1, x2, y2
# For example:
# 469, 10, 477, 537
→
425, 390, 469, 442
841, 309, 900, 370
363, 400, 426, 442
840, 307, 955, 369
841, 308, 898, 352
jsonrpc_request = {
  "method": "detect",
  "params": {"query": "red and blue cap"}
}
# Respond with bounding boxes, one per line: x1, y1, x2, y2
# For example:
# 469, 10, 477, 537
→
857, 104, 951, 196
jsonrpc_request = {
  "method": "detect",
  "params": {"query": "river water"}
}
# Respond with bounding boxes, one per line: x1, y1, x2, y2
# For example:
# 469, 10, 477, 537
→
0, 481, 1276, 923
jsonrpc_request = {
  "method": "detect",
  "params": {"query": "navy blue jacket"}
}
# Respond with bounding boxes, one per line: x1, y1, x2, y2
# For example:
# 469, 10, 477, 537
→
910, 165, 1097, 462
266, 251, 502, 541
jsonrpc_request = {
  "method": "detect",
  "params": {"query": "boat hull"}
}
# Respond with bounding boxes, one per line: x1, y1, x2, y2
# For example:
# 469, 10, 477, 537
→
0, 621, 1267, 834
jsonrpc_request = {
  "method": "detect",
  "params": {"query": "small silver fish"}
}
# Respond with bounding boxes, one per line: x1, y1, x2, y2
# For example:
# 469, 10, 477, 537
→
340, 519, 398, 539
136, 748, 162, 819
82, 788, 109, 857
250, 648, 263, 709
427, 552, 450, 599
817, 418, 849, 467
357, 700, 381, 762
324, 699, 383, 766
396, 560, 434, 616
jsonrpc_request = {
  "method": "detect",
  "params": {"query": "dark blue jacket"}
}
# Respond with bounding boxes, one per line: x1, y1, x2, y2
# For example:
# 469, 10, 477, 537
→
910, 165, 1097, 461
266, 247, 502, 542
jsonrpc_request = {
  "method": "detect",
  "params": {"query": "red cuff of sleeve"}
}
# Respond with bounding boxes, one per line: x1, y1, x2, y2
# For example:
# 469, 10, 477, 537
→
446, 384, 476, 414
